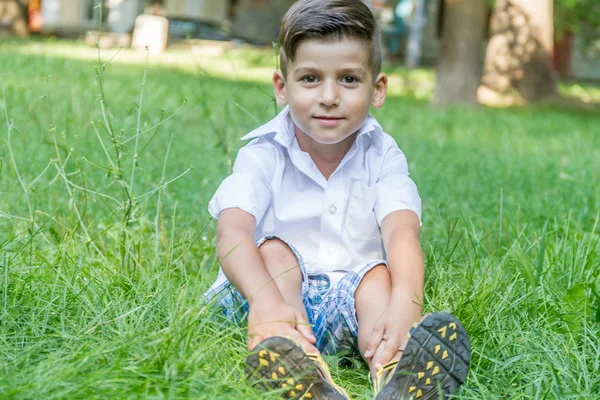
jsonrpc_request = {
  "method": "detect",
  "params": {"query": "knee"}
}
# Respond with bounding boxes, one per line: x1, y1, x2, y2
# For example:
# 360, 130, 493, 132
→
355, 264, 391, 298
363, 264, 391, 285
259, 238, 302, 280
258, 238, 291, 260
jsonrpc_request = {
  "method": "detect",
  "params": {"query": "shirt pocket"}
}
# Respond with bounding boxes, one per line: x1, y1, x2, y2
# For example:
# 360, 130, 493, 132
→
343, 180, 381, 241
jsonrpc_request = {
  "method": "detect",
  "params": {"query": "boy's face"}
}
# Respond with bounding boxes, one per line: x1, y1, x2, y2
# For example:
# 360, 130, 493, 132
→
273, 38, 387, 145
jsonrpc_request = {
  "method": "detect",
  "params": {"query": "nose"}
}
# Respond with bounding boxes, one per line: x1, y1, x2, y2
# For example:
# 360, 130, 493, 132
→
319, 80, 339, 106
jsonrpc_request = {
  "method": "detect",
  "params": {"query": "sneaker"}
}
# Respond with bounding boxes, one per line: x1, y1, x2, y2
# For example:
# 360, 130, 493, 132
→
373, 312, 470, 400
246, 336, 351, 399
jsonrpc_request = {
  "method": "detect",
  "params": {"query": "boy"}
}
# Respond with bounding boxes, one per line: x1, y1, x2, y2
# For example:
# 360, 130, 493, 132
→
205, 0, 470, 398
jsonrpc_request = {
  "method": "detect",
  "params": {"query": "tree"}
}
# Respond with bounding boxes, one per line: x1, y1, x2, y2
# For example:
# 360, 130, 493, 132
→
431, 0, 488, 106
0, 0, 29, 37
481, 0, 556, 102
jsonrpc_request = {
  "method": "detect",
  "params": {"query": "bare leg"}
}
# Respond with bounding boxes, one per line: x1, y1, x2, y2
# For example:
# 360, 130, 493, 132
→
258, 238, 307, 319
355, 264, 403, 376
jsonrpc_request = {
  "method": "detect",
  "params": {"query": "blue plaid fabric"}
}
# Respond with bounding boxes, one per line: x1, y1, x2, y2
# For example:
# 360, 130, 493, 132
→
204, 236, 386, 355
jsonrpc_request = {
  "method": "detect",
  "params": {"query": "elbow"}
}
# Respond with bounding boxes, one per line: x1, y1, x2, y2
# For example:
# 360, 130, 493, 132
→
215, 209, 256, 258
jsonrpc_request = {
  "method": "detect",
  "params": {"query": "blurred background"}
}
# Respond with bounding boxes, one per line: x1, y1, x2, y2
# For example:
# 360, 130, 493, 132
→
1, 0, 599, 106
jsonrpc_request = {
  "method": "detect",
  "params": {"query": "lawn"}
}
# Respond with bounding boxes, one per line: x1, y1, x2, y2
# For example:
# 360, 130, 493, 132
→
0, 38, 599, 399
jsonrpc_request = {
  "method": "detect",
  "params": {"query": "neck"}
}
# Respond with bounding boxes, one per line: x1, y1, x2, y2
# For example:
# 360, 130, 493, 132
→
295, 127, 357, 180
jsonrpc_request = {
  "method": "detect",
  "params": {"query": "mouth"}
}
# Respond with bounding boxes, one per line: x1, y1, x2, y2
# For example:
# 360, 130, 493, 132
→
313, 116, 344, 126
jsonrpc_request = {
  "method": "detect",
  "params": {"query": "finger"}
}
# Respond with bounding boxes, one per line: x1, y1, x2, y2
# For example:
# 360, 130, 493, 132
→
363, 323, 384, 358
371, 339, 387, 369
248, 333, 262, 350
302, 340, 319, 354
288, 330, 319, 354
283, 329, 319, 354
398, 333, 409, 351
373, 336, 400, 370
369, 341, 387, 376
296, 322, 316, 343
294, 310, 316, 343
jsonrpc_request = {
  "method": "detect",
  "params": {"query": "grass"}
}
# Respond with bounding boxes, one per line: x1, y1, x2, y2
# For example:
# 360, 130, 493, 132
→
0, 37, 599, 399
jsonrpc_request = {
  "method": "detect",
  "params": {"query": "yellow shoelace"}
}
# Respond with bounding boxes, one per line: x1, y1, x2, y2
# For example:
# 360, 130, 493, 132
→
373, 360, 399, 394
306, 353, 351, 399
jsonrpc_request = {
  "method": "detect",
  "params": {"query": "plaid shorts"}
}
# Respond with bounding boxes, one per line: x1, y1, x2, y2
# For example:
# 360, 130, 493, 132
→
204, 236, 387, 355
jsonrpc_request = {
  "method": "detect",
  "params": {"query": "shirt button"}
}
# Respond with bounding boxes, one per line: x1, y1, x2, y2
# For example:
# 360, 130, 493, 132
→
327, 246, 335, 255
329, 205, 337, 215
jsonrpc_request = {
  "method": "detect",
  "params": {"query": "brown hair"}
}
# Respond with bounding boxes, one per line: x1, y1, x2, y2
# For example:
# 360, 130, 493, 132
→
279, 0, 382, 80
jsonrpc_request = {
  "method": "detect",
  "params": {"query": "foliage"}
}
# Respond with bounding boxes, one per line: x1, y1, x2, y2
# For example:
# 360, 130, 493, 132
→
485, 0, 599, 44
554, 0, 600, 35
0, 39, 599, 399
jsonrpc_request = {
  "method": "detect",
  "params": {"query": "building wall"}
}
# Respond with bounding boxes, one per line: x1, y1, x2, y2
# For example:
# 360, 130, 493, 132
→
231, 0, 295, 44
570, 38, 600, 81
164, 0, 228, 25
41, 0, 94, 30
41, 0, 148, 33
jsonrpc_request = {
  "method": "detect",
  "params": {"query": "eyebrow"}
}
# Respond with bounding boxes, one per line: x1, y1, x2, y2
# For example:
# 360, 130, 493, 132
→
293, 67, 319, 77
339, 68, 367, 79
293, 67, 367, 79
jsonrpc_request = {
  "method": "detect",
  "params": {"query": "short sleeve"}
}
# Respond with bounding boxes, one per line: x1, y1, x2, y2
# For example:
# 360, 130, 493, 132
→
208, 142, 273, 224
374, 146, 422, 226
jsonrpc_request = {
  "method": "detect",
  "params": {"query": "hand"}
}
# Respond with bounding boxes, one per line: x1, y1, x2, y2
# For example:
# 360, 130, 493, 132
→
363, 306, 414, 371
247, 300, 318, 353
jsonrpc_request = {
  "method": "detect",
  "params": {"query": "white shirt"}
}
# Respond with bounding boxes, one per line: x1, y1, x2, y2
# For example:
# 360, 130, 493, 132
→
208, 106, 421, 285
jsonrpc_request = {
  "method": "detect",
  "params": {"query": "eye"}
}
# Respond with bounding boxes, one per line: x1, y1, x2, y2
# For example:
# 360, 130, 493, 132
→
341, 76, 359, 84
302, 75, 318, 84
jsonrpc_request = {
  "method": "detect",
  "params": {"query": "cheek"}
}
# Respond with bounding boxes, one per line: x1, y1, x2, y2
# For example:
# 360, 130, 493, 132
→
350, 95, 373, 114
289, 108, 310, 131
290, 95, 311, 112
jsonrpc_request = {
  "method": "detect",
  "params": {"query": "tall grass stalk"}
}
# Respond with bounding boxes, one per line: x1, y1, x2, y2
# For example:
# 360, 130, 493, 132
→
0, 76, 50, 246
51, 137, 107, 262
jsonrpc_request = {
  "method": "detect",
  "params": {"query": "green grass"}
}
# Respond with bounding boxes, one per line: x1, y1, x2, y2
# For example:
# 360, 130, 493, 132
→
0, 38, 599, 399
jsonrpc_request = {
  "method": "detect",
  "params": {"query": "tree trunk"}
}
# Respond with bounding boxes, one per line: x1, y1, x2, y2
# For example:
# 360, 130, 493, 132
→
553, 30, 572, 79
480, 0, 557, 102
431, 0, 487, 107
0, 0, 29, 37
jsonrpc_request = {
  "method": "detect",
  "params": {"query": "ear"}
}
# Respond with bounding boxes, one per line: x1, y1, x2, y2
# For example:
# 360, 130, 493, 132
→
371, 73, 388, 109
273, 70, 288, 107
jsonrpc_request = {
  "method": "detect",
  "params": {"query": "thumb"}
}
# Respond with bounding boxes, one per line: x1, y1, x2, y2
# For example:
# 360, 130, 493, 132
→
363, 323, 384, 358
295, 309, 316, 343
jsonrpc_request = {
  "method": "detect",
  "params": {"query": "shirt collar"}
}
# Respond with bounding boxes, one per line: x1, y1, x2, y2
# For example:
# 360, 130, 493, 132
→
240, 106, 295, 147
240, 106, 384, 154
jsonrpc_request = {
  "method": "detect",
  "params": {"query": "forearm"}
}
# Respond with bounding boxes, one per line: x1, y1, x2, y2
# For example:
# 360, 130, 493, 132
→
386, 231, 424, 329
362, 221, 426, 365
216, 212, 284, 307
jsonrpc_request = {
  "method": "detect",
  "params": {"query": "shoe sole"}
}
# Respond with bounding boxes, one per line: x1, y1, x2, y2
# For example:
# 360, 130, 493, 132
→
375, 312, 471, 400
246, 336, 348, 400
